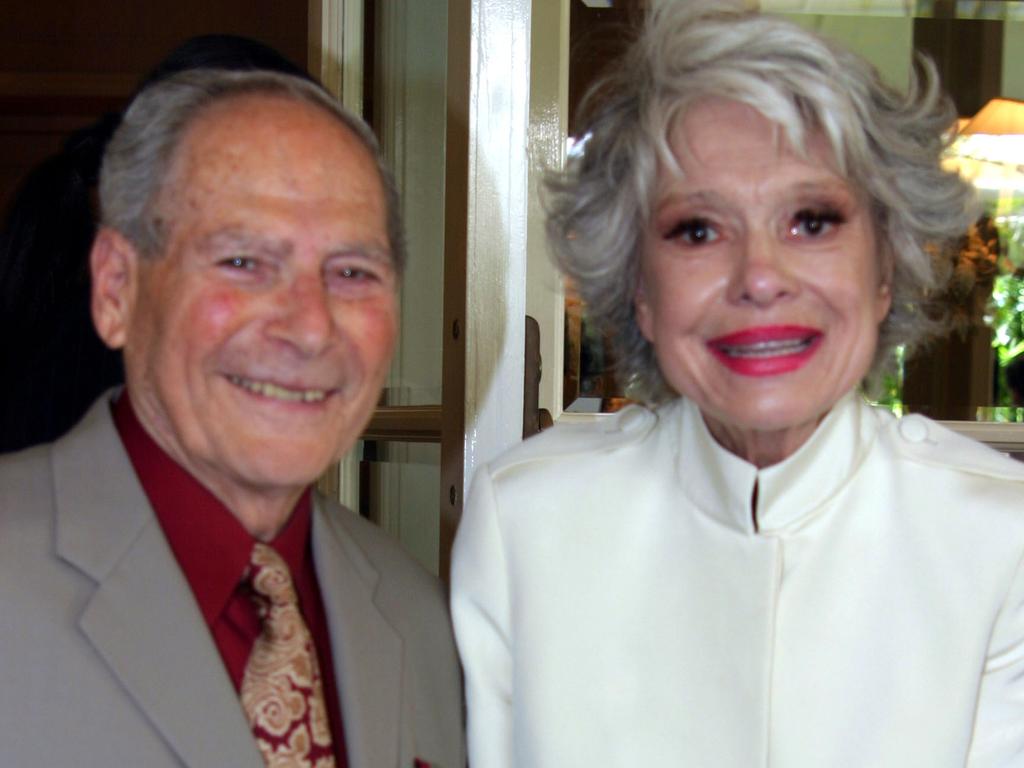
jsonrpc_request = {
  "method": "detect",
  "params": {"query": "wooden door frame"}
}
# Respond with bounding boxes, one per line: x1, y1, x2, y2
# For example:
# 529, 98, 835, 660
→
308, 0, 364, 107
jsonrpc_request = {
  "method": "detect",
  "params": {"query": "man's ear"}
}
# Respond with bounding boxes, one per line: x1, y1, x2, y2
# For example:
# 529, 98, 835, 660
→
90, 228, 140, 350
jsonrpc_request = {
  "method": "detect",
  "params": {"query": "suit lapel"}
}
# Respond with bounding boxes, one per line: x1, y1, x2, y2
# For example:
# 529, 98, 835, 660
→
313, 500, 404, 768
52, 395, 261, 768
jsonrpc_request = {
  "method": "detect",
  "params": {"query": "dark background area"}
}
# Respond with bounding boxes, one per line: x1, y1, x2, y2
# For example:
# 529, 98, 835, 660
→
0, 1, 308, 214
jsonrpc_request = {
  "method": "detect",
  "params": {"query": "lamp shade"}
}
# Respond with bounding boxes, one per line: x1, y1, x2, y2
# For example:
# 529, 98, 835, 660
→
961, 98, 1024, 136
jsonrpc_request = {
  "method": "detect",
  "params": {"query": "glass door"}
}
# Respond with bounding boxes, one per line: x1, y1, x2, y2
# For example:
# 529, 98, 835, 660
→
312, 0, 536, 579
311, 0, 452, 577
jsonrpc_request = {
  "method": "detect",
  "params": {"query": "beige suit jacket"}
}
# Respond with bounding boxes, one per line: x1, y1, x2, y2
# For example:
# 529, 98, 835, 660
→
0, 393, 464, 768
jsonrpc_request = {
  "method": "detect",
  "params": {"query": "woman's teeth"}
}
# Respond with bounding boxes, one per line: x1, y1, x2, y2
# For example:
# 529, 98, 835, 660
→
717, 337, 813, 358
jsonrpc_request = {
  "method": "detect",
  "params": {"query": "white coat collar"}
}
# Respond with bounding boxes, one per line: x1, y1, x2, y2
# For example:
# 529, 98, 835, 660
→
673, 391, 878, 535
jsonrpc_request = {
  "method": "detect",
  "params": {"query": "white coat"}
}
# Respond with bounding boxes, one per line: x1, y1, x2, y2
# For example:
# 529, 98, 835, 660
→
451, 393, 1024, 767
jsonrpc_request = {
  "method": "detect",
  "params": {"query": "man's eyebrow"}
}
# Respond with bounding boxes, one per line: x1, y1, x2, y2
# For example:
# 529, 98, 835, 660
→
198, 229, 293, 258
198, 229, 393, 265
325, 243, 393, 265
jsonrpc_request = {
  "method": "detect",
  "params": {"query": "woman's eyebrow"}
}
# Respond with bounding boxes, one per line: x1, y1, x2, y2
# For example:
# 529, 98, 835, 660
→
654, 189, 723, 211
787, 179, 855, 197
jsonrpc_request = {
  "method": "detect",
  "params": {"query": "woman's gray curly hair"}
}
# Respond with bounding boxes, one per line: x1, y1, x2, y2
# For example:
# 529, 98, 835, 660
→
544, 0, 977, 403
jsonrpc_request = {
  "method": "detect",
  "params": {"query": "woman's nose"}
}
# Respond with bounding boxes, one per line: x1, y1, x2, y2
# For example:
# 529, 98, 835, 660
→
727, 231, 798, 306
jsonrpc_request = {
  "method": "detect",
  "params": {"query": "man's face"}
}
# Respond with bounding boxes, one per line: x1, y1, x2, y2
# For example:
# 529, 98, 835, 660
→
96, 94, 397, 517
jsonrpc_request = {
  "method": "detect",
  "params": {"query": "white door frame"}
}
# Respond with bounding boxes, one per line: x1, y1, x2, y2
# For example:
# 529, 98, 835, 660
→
309, 0, 536, 517
459, 0, 534, 489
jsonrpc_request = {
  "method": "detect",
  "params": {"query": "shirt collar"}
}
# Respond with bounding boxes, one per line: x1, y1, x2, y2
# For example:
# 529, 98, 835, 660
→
112, 390, 312, 626
674, 391, 877, 535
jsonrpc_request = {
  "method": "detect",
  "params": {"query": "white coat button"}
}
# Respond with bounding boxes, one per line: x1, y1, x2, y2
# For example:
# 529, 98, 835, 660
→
899, 416, 930, 443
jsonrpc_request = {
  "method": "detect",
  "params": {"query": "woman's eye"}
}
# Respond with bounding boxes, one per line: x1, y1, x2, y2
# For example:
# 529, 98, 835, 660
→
667, 218, 719, 246
790, 208, 844, 238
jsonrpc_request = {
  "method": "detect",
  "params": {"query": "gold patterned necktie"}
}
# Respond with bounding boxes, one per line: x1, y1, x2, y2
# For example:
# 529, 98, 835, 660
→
240, 542, 336, 767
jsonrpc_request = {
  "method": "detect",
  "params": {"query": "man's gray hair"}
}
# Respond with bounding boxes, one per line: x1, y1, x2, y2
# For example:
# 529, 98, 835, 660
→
545, 0, 977, 403
99, 68, 405, 272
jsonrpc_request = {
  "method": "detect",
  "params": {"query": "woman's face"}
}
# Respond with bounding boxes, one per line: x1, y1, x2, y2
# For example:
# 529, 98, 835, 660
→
636, 99, 891, 466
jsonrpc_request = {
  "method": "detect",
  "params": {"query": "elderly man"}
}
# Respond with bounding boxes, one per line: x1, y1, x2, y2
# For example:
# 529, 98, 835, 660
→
0, 69, 463, 768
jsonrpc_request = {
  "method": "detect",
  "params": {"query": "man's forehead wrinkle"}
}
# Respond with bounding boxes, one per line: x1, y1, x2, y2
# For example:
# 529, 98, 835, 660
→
146, 92, 393, 278
181, 138, 381, 213
165, 91, 378, 184
192, 94, 371, 162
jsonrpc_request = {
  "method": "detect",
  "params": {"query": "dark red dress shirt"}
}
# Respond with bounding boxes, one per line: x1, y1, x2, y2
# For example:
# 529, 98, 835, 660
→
113, 391, 348, 767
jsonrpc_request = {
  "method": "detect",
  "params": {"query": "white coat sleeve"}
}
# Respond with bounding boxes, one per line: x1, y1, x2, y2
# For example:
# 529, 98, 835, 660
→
450, 466, 514, 768
968, 552, 1024, 766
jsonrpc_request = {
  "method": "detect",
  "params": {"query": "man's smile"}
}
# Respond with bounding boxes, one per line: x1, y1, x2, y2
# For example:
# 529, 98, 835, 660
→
227, 374, 329, 403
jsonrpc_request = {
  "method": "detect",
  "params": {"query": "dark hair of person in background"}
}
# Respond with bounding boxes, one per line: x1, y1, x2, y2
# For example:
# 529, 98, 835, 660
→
0, 35, 312, 454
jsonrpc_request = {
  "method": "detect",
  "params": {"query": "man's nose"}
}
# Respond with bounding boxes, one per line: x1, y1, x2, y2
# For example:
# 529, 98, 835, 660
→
727, 230, 798, 307
268, 273, 334, 356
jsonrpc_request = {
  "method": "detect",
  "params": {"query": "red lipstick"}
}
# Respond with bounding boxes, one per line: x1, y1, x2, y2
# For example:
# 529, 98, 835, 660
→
707, 325, 822, 377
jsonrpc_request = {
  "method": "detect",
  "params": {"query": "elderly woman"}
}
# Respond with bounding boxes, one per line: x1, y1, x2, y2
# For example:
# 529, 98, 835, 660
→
451, 3, 1024, 767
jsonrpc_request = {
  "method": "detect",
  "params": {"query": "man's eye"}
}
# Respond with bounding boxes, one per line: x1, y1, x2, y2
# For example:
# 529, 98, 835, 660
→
666, 218, 719, 246
333, 263, 391, 285
221, 255, 258, 270
789, 208, 844, 238
326, 256, 394, 291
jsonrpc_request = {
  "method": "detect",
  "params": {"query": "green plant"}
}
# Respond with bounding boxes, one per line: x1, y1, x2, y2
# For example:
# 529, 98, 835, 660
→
988, 210, 1024, 410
